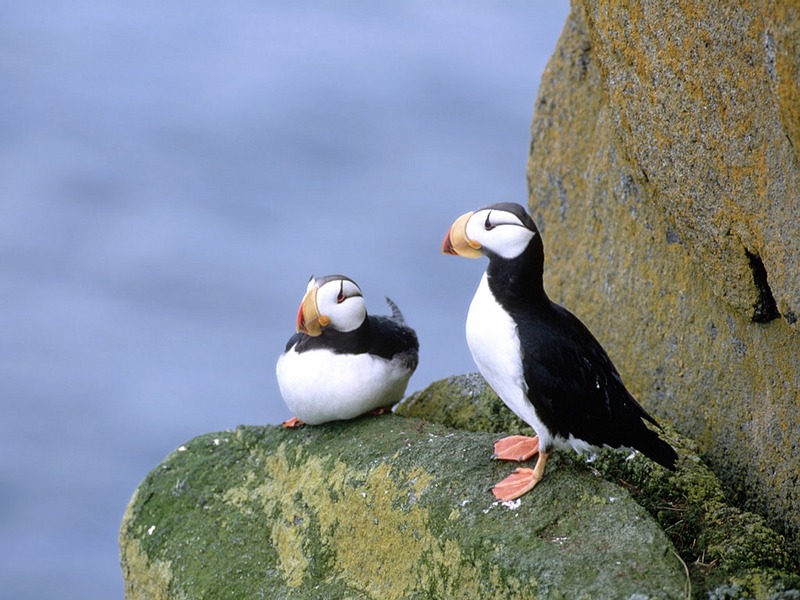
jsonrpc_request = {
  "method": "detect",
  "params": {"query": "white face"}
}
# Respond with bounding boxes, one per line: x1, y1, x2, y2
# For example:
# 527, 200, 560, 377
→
464, 208, 536, 260
314, 277, 366, 333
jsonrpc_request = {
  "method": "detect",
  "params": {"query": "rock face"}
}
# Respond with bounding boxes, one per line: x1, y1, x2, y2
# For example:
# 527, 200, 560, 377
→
120, 416, 688, 599
526, 0, 800, 553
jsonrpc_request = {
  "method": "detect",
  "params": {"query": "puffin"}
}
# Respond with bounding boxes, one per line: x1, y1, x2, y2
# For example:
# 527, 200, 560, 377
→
276, 274, 419, 427
442, 202, 677, 501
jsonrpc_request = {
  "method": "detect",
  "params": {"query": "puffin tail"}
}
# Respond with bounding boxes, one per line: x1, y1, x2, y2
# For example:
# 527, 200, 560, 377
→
385, 296, 406, 324
637, 430, 678, 471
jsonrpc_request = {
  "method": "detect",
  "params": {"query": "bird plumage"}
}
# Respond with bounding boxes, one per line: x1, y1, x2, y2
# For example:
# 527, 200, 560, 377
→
507, 285, 675, 468
444, 202, 676, 497
276, 275, 418, 425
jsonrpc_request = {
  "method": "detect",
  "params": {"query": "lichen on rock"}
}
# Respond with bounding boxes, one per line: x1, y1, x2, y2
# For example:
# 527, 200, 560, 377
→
120, 415, 689, 599
526, 0, 800, 564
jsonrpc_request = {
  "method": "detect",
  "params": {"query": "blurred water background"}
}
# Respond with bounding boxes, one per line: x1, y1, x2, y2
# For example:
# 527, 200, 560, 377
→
0, 1, 569, 597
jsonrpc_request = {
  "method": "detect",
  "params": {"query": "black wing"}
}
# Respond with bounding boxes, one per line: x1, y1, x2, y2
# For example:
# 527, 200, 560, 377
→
519, 303, 676, 469
368, 315, 419, 371
284, 332, 304, 353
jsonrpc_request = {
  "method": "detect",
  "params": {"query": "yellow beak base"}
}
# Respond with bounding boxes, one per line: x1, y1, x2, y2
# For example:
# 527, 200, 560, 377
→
442, 211, 482, 258
296, 286, 327, 336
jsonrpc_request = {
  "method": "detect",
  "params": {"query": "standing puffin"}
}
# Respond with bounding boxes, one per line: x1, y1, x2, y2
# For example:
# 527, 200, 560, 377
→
276, 275, 419, 427
442, 202, 677, 500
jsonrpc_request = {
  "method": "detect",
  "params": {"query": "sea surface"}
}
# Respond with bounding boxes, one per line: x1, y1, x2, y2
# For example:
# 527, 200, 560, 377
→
0, 2, 569, 597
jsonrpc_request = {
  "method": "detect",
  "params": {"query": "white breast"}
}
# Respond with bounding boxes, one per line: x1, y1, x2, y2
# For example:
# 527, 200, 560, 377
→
276, 347, 413, 425
465, 272, 551, 448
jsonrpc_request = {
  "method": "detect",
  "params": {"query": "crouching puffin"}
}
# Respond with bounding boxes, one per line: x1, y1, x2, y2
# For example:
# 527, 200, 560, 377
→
442, 202, 677, 501
276, 275, 419, 427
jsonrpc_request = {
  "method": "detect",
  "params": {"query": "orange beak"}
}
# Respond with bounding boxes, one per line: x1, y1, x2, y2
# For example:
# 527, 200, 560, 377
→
442, 211, 482, 258
296, 285, 330, 336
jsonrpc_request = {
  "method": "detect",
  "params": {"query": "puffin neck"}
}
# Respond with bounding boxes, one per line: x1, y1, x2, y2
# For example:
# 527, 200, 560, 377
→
485, 241, 548, 306
320, 316, 372, 354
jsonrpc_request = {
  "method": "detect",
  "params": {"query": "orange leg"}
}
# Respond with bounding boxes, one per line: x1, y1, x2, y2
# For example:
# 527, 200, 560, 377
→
492, 435, 539, 462
491, 451, 550, 501
282, 416, 305, 428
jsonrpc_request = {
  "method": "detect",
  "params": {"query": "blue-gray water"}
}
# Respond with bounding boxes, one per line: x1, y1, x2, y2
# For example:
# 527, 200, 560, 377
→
1, 2, 569, 597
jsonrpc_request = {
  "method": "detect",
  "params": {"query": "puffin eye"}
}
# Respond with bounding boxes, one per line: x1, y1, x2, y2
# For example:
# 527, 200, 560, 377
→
484, 212, 495, 231
336, 281, 346, 303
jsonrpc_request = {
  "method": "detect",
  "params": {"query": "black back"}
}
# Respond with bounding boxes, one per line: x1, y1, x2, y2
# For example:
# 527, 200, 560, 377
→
286, 302, 419, 370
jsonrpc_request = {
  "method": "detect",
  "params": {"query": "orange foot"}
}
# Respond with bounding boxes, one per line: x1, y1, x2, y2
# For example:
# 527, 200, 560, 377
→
370, 405, 394, 417
282, 416, 304, 428
491, 452, 550, 501
492, 435, 539, 462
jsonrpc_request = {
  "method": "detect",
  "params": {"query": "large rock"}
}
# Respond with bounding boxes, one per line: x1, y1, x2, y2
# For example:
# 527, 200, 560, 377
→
397, 374, 800, 598
120, 415, 688, 599
526, 0, 800, 555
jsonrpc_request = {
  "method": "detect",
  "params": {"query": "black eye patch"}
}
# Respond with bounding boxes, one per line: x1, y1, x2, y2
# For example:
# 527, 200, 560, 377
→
336, 280, 345, 303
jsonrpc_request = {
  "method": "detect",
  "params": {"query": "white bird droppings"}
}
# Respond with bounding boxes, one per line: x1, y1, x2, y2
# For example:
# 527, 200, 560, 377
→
483, 498, 523, 513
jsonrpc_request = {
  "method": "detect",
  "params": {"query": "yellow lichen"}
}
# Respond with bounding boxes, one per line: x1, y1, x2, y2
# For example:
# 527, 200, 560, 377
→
119, 489, 180, 600
530, 0, 800, 555
224, 446, 312, 587
313, 462, 427, 598
271, 517, 309, 588
218, 442, 531, 598
120, 536, 182, 600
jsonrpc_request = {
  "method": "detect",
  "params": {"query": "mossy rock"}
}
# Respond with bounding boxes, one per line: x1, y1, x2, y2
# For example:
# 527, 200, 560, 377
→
120, 414, 689, 599
397, 374, 800, 599
396, 372, 537, 436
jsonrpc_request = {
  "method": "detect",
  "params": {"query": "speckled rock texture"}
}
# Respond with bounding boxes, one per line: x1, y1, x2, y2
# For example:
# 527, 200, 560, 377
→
119, 415, 689, 599
526, 0, 800, 560
396, 374, 800, 598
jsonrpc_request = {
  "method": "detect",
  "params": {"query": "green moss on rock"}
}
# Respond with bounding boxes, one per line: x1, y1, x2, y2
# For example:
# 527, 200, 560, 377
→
398, 374, 800, 598
396, 373, 536, 437
120, 415, 688, 599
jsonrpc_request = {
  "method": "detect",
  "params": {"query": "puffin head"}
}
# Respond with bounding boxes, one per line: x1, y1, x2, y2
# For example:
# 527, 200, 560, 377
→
296, 275, 366, 336
442, 202, 540, 261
